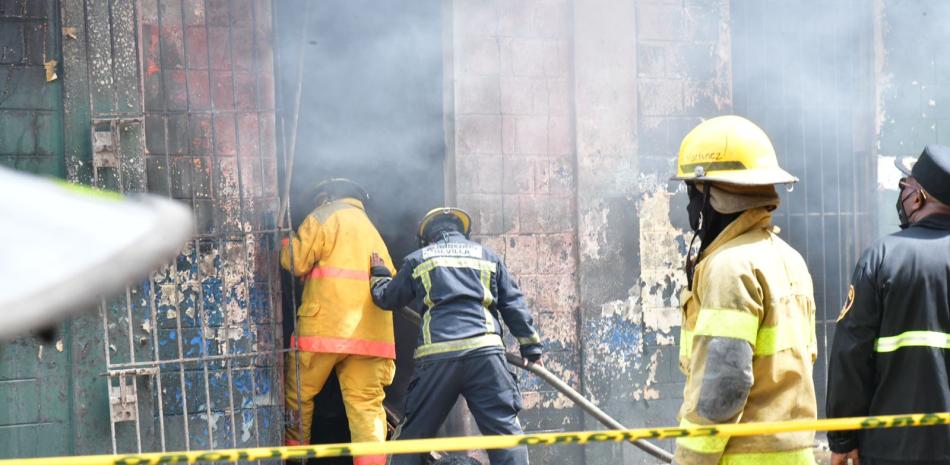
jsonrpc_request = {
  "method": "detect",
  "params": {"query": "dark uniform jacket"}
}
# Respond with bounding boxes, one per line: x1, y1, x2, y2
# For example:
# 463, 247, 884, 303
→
371, 232, 542, 361
827, 214, 950, 464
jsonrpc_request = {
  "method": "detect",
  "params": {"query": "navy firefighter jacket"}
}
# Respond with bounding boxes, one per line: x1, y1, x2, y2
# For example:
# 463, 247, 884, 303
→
370, 231, 542, 361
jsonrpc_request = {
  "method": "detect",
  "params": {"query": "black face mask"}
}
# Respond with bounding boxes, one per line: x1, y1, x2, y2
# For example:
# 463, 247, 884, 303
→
684, 183, 710, 290
683, 183, 743, 290
896, 191, 911, 230
896, 177, 920, 230
686, 184, 705, 232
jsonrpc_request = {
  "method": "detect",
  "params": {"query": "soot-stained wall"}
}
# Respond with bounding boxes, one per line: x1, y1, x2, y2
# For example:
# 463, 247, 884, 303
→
448, 1, 887, 463
448, 1, 730, 463
449, 1, 581, 462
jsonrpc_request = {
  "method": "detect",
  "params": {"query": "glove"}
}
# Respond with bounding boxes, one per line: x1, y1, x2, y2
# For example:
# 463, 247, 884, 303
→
520, 343, 542, 364
370, 252, 392, 278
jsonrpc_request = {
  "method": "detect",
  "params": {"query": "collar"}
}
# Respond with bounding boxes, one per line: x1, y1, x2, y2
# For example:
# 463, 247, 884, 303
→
914, 213, 950, 230
426, 230, 466, 244
336, 198, 365, 210
700, 207, 773, 259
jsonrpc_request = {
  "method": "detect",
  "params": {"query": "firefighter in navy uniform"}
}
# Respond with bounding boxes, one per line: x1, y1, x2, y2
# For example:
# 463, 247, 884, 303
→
827, 145, 950, 465
369, 208, 542, 465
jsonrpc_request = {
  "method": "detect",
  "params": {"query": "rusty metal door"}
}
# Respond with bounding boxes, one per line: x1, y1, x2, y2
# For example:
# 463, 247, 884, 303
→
59, 0, 283, 457
96, 0, 281, 455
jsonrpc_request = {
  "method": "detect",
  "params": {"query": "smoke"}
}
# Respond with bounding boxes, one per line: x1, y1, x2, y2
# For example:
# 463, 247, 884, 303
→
729, 1, 879, 419
269, 0, 950, 457
731, 0, 950, 424
273, 0, 447, 422
275, 0, 445, 262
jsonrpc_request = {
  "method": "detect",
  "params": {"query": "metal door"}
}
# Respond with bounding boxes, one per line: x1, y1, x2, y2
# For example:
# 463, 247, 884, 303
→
3, 0, 286, 459
731, 0, 878, 410
81, 0, 285, 456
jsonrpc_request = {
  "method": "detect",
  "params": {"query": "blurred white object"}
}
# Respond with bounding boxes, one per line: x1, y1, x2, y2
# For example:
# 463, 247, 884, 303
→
0, 166, 194, 340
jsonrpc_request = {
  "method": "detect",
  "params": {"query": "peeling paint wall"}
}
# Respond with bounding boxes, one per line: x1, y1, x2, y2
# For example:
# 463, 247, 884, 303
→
573, 1, 731, 464
446, 0, 729, 463
133, 0, 283, 453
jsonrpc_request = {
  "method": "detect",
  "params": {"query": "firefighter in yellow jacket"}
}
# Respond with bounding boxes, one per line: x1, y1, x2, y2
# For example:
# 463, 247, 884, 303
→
280, 178, 396, 465
672, 116, 818, 465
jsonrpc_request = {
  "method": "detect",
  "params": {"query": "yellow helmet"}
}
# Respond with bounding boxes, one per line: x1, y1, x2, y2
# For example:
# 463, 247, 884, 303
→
673, 115, 798, 186
417, 207, 472, 241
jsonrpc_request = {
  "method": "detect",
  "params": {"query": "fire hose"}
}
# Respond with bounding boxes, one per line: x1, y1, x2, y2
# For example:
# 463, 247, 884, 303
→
395, 306, 675, 463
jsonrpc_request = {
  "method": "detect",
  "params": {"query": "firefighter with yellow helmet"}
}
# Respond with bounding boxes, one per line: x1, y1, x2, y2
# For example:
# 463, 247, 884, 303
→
280, 178, 396, 465
672, 116, 818, 465
369, 207, 542, 465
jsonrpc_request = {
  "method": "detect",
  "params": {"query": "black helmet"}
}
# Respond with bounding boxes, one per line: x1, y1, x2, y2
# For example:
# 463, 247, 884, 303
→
313, 178, 369, 205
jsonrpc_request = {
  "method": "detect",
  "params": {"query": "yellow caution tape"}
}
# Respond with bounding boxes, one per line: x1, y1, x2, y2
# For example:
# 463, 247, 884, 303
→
4, 412, 949, 465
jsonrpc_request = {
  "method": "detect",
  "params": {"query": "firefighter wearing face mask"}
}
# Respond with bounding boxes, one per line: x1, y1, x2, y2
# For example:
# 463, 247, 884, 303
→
827, 145, 950, 465
280, 178, 396, 465
673, 116, 818, 465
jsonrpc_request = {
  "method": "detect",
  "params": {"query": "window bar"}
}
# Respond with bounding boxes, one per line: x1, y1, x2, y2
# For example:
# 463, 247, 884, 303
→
249, 0, 270, 454
173, 0, 216, 449
101, 298, 118, 454
152, 0, 195, 448
146, 272, 168, 451
104, 348, 295, 369
224, 0, 247, 446
274, 0, 314, 443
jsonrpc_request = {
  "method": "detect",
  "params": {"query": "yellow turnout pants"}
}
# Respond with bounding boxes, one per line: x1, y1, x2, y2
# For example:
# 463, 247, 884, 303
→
284, 351, 396, 465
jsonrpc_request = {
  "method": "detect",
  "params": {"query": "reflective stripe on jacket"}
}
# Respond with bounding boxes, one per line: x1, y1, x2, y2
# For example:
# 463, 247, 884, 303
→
676, 207, 818, 465
280, 198, 396, 359
370, 232, 541, 361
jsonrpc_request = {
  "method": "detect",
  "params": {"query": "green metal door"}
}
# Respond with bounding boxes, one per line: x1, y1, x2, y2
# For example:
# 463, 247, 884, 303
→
0, 0, 73, 459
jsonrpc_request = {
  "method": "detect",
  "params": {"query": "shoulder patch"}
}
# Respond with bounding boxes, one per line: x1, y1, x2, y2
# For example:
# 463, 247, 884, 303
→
421, 243, 483, 259
837, 285, 855, 322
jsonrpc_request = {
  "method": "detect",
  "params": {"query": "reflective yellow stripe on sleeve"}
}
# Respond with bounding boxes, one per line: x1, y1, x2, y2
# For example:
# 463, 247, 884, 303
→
875, 331, 950, 353
675, 418, 729, 454
693, 308, 759, 346
754, 310, 813, 356
720, 447, 816, 465
517, 334, 541, 345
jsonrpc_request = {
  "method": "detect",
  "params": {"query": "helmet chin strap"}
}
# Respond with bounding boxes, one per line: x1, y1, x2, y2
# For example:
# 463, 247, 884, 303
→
685, 183, 712, 291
